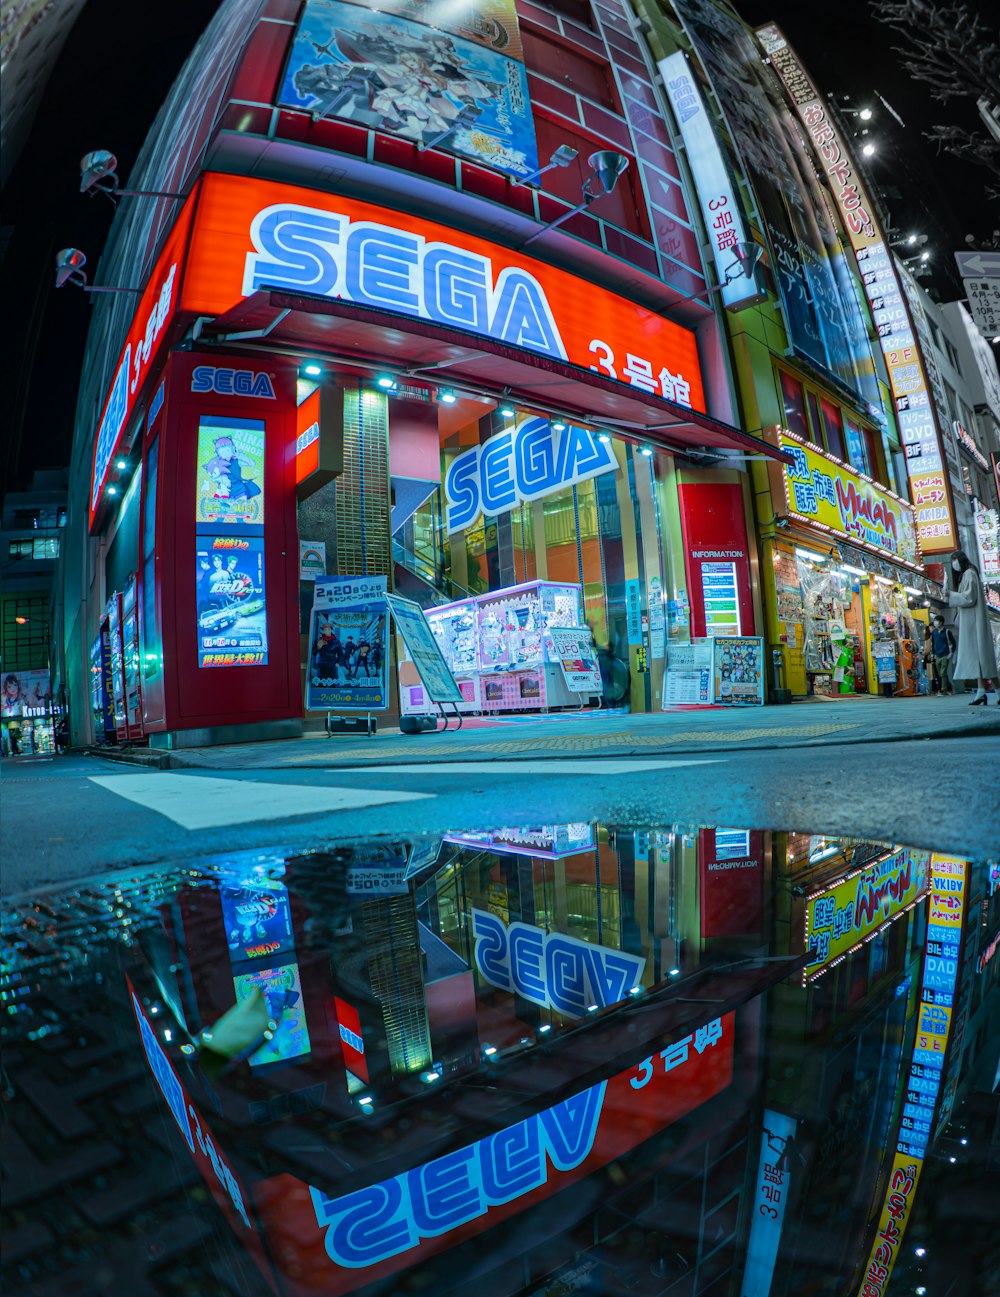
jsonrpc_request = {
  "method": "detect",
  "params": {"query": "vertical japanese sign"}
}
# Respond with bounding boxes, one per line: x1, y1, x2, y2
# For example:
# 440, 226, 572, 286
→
757, 24, 956, 555
659, 52, 759, 310
741, 1110, 797, 1297
306, 576, 389, 711
855, 854, 967, 1297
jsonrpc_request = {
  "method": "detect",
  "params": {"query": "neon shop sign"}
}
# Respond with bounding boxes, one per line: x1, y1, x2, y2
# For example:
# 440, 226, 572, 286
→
471, 908, 646, 1016
446, 417, 617, 533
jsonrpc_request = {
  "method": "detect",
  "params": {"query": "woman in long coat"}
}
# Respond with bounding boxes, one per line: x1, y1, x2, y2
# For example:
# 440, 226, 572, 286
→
947, 550, 998, 705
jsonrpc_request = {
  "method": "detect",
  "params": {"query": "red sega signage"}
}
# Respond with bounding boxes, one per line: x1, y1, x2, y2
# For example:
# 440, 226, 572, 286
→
180, 172, 706, 413
88, 197, 196, 526
254, 1011, 735, 1294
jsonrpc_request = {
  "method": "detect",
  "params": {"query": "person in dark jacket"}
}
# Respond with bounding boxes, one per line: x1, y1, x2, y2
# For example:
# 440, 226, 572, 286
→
930, 614, 956, 696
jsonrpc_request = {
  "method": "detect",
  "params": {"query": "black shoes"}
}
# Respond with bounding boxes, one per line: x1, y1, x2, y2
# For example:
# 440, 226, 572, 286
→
969, 694, 987, 705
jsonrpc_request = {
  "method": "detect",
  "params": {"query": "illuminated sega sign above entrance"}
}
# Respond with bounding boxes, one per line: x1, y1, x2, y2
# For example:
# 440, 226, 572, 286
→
191, 366, 276, 398
445, 416, 617, 533
179, 173, 706, 412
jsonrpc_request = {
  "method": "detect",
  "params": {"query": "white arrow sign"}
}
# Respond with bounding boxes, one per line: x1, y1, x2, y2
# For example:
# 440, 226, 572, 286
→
955, 250, 1000, 278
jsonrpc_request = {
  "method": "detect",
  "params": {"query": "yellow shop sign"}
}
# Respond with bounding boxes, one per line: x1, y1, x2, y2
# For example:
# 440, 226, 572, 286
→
779, 431, 920, 566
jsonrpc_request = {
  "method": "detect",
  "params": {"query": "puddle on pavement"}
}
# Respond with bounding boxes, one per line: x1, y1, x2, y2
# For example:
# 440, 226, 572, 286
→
2, 827, 998, 1297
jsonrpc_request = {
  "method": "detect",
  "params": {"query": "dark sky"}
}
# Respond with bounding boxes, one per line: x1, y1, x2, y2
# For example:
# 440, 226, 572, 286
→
1, 0, 995, 493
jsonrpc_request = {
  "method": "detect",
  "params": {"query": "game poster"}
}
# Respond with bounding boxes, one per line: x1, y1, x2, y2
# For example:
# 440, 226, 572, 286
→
196, 416, 265, 532
221, 880, 295, 963
279, 0, 538, 178
232, 963, 312, 1069
196, 536, 268, 667
712, 635, 764, 706
306, 576, 389, 711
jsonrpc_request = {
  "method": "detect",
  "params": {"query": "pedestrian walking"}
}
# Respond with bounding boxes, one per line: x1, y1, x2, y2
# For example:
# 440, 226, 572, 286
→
945, 550, 998, 705
921, 624, 937, 692
930, 615, 956, 695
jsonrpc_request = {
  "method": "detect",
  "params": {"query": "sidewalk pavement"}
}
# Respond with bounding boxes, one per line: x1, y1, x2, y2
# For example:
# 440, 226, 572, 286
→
97, 692, 1000, 772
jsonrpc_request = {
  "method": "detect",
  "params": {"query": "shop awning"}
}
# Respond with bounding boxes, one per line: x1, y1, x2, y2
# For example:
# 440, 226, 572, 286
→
199, 290, 793, 465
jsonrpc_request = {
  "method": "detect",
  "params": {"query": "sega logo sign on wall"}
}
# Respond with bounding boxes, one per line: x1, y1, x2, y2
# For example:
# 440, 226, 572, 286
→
446, 417, 617, 533
471, 908, 645, 1016
191, 366, 276, 398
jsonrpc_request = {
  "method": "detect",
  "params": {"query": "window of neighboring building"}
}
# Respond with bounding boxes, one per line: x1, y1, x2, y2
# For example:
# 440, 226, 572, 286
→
843, 417, 869, 475
7, 537, 59, 560
819, 398, 846, 460
926, 318, 940, 348
780, 372, 810, 440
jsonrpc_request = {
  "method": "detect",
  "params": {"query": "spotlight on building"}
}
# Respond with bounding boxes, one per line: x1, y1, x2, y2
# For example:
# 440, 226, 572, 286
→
79, 149, 185, 203
522, 151, 629, 247
302, 363, 323, 377
640, 446, 653, 457
54, 247, 142, 295
598, 432, 612, 444
115, 459, 127, 470
551, 418, 567, 431
859, 107, 873, 121
500, 403, 516, 418
438, 388, 458, 404
862, 142, 876, 157
376, 374, 397, 390
511, 143, 579, 188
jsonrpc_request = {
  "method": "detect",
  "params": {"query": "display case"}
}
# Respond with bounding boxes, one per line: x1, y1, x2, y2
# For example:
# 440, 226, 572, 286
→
399, 581, 598, 716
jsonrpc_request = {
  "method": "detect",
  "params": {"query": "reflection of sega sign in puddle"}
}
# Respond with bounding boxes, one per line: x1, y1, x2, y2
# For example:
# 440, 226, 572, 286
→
305, 1011, 734, 1273
472, 908, 645, 1015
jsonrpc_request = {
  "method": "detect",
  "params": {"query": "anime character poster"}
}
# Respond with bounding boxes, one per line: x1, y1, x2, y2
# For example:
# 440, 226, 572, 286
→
306, 575, 389, 711
196, 416, 265, 532
232, 962, 312, 1069
279, 0, 538, 179
196, 536, 269, 667
221, 879, 295, 962
1, 669, 50, 718
712, 635, 764, 706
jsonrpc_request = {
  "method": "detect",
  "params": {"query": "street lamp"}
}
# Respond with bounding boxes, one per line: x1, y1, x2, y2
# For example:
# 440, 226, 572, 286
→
521, 151, 629, 247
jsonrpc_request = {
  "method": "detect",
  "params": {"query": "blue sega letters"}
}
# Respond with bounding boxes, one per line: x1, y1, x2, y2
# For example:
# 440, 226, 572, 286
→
446, 418, 617, 533
191, 366, 276, 398
242, 204, 566, 362
471, 908, 645, 1016
309, 1080, 606, 1268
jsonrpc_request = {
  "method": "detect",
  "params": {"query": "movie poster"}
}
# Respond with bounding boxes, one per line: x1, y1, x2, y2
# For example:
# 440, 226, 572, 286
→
196, 537, 268, 667
196, 416, 265, 532
306, 575, 389, 711
279, 0, 538, 179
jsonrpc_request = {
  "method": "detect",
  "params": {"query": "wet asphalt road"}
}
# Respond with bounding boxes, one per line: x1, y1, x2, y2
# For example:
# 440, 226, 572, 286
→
2, 734, 998, 895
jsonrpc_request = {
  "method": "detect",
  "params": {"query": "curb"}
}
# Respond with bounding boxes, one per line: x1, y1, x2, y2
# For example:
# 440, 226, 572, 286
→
85, 746, 173, 770
157, 716, 1000, 773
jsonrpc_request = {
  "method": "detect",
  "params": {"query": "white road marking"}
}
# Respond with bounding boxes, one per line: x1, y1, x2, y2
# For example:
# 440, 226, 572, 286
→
329, 758, 721, 777
88, 773, 431, 830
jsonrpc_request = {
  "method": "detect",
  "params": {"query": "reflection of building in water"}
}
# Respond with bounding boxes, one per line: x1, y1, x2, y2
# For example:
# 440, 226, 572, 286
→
3, 832, 990, 1297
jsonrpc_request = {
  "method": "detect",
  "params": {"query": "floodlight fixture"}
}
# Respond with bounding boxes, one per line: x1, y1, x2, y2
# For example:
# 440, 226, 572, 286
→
521, 151, 629, 247
80, 149, 185, 203
511, 144, 579, 188
54, 247, 142, 295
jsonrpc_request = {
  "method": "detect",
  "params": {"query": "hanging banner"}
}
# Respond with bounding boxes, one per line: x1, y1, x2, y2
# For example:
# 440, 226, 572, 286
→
278, 0, 538, 179
973, 501, 1000, 581
306, 576, 389, 711
757, 24, 956, 555
779, 432, 919, 566
386, 592, 463, 705
547, 625, 602, 694
658, 52, 760, 311
741, 1110, 798, 1297
712, 636, 763, 705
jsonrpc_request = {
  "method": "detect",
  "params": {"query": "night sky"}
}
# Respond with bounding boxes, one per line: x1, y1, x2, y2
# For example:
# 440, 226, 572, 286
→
1, 0, 995, 492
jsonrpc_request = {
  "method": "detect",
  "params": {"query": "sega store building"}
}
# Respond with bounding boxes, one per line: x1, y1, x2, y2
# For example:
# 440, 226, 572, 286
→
77, 0, 790, 748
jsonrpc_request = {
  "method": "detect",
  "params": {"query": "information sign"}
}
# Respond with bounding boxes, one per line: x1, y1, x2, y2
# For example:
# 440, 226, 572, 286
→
547, 625, 602, 694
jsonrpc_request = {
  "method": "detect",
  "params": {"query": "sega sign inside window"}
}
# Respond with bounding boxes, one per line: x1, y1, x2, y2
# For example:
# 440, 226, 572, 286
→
179, 173, 705, 412
89, 196, 196, 527
445, 416, 617, 533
